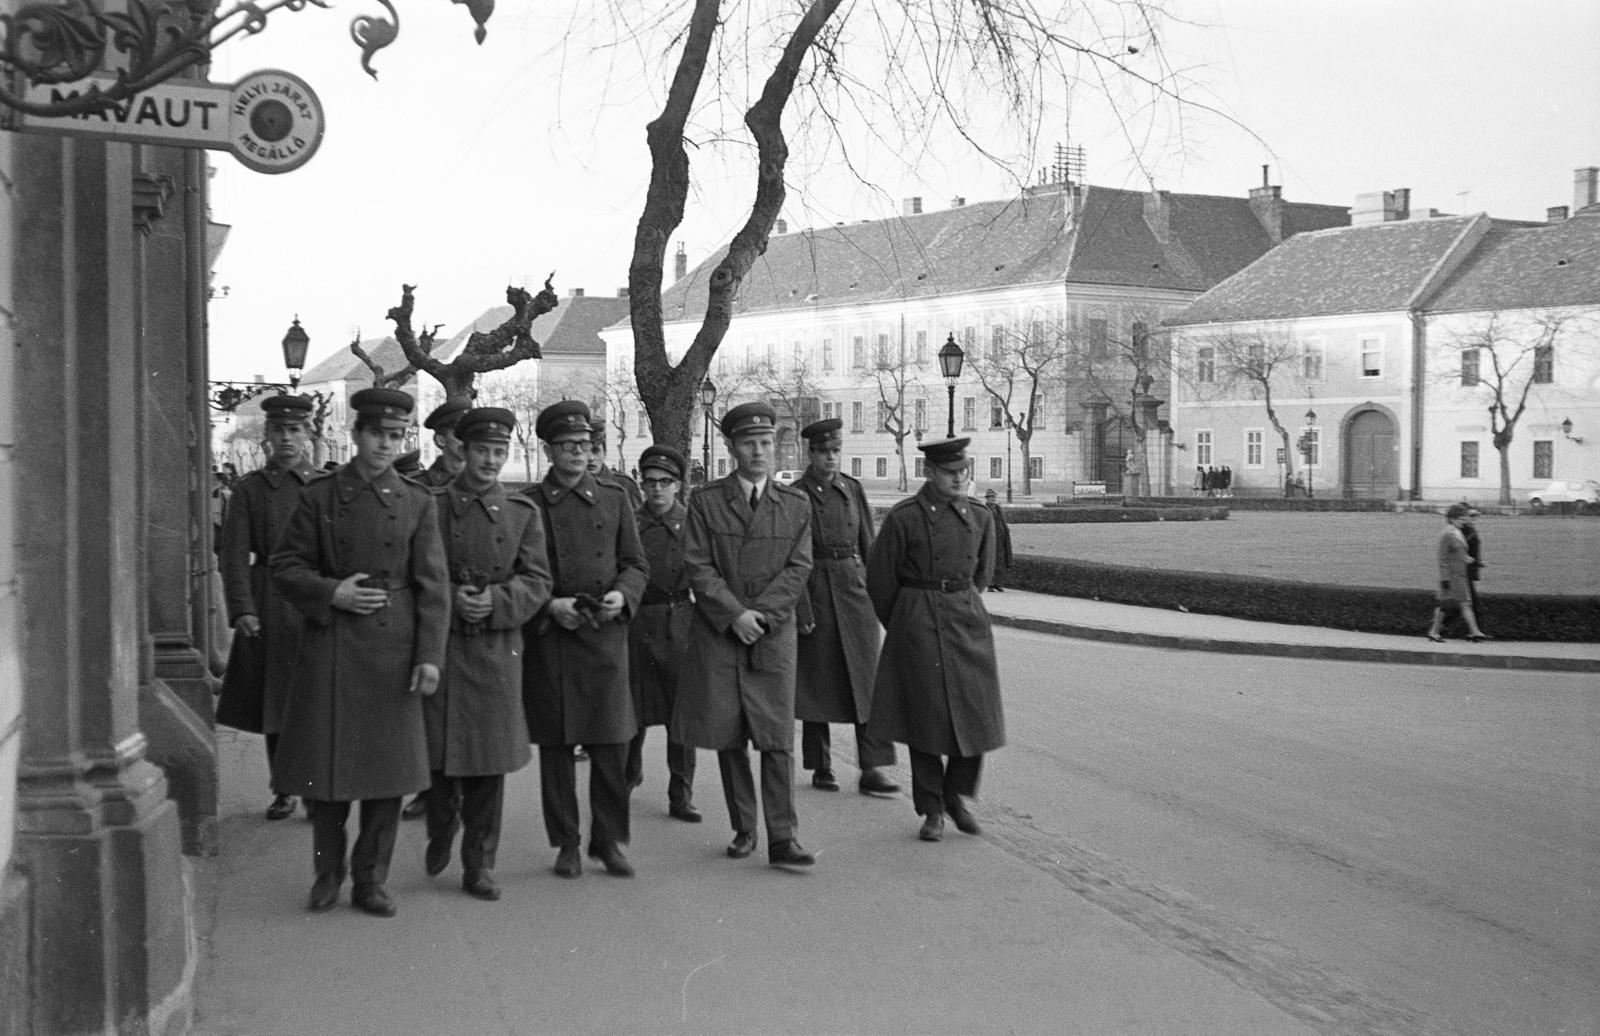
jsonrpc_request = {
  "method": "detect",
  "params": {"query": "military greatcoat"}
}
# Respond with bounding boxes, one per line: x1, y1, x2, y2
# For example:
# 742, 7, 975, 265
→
793, 468, 880, 724
520, 471, 648, 746
269, 463, 450, 802
215, 458, 322, 735
630, 500, 692, 727
865, 484, 1005, 757
672, 477, 813, 752
427, 480, 552, 777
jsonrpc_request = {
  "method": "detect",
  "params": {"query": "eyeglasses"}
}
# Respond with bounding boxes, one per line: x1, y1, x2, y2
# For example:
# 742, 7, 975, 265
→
641, 477, 676, 487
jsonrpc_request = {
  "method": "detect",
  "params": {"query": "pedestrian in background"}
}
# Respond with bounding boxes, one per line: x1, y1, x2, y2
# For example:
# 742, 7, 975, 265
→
1461, 506, 1487, 635
673, 401, 817, 868
271, 387, 449, 917
216, 393, 323, 821
421, 408, 552, 901
626, 444, 702, 822
1425, 503, 1488, 643
521, 400, 648, 879
588, 418, 644, 512
866, 436, 1005, 844
983, 488, 1012, 592
793, 418, 899, 798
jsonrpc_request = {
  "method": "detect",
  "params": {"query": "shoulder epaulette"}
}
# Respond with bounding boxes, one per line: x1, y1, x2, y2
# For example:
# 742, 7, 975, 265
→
505, 493, 537, 509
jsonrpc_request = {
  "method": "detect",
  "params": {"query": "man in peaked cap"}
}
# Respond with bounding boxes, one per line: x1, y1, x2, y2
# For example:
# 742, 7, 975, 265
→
216, 393, 323, 822
865, 435, 1005, 844
672, 400, 818, 867
792, 417, 899, 798
982, 488, 1013, 592
520, 399, 649, 878
587, 417, 644, 512
626, 443, 701, 822
419, 407, 551, 901
271, 385, 449, 916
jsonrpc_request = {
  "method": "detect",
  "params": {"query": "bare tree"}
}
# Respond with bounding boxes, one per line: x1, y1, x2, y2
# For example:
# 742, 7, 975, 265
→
580, 360, 644, 469
749, 352, 825, 471
1180, 323, 1305, 486
1060, 316, 1173, 497
474, 377, 546, 484
859, 338, 925, 490
974, 320, 1073, 497
221, 419, 265, 474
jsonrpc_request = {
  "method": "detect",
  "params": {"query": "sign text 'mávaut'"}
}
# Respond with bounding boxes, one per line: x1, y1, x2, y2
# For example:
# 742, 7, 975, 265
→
11, 69, 325, 174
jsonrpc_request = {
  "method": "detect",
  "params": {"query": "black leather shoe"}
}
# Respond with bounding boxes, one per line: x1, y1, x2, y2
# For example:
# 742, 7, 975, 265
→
767, 839, 816, 867
553, 846, 582, 878
858, 769, 901, 796
811, 770, 839, 791
945, 798, 982, 835
265, 795, 296, 821
669, 802, 703, 823
463, 870, 501, 901
307, 873, 342, 912
351, 882, 396, 917
401, 794, 427, 820
726, 831, 758, 858
588, 844, 635, 877
919, 812, 945, 841
425, 836, 452, 877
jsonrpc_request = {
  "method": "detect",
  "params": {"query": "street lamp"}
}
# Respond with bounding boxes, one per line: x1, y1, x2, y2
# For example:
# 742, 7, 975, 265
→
281, 316, 310, 390
1304, 406, 1317, 499
700, 376, 717, 484
937, 332, 965, 438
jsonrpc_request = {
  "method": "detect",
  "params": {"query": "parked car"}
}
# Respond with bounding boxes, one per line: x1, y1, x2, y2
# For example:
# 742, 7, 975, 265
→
1527, 478, 1600, 513
774, 470, 801, 485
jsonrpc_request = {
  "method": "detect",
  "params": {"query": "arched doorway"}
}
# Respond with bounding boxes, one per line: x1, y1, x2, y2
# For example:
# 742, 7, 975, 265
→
1345, 408, 1398, 498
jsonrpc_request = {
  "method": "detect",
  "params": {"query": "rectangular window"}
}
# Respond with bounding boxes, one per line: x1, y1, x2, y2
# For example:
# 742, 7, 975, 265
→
1089, 318, 1109, 359
875, 457, 887, 478
1033, 396, 1046, 430
963, 326, 977, 360
851, 401, 863, 432
990, 401, 1005, 430
1460, 348, 1480, 386
1533, 344, 1554, 383
851, 336, 865, 368
792, 340, 805, 372
637, 408, 648, 435
990, 325, 1005, 361
850, 457, 862, 478
989, 457, 1002, 479
1028, 456, 1043, 479
914, 458, 925, 478
765, 341, 775, 367
876, 333, 892, 366
716, 458, 727, 477
1245, 429, 1264, 467
961, 396, 976, 431
822, 338, 834, 371
1196, 430, 1213, 467
1533, 440, 1553, 479
1359, 335, 1382, 378
877, 400, 890, 432
1196, 346, 1215, 384
913, 398, 926, 434
1460, 441, 1480, 479
1030, 320, 1045, 348
1132, 321, 1150, 362
1305, 427, 1321, 468
914, 330, 927, 365
1303, 339, 1325, 381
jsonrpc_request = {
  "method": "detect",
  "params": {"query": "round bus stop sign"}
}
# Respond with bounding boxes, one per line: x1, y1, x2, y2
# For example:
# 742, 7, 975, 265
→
229, 69, 325, 174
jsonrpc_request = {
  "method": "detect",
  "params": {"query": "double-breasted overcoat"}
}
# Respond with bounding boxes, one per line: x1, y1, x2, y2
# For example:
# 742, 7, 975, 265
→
215, 459, 322, 734
793, 469, 880, 724
630, 500, 693, 728
672, 477, 814, 752
1436, 524, 1471, 604
865, 485, 1005, 757
427, 480, 552, 776
269, 464, 450, 801
520, 471, 648, 746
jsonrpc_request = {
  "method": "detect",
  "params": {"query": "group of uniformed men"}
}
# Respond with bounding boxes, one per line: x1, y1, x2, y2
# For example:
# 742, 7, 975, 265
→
216, 385, 1006, 917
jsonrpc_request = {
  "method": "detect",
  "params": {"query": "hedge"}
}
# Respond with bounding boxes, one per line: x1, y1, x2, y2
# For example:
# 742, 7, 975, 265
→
1006, 555, 1600, 642
1002, 505, 1229, 524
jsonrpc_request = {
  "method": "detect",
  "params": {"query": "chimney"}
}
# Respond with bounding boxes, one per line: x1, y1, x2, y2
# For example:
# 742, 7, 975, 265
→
1142, 189, 1169, 244
673, 242, 687, 282
950, 196, 966, 208
569, 287, 585, 298
774, 218, 787, 234
903, 197, 923, 216
618, 287, 630, 298
1548, 206, 1570, 223
1353, 190, 1409, 225
1248, 181, 1284, 244
1391, 187, 1410, 221
1575, 166, 1599, 212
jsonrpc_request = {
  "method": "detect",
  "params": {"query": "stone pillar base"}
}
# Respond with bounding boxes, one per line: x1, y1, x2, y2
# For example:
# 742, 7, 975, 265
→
141, 673, 219, 857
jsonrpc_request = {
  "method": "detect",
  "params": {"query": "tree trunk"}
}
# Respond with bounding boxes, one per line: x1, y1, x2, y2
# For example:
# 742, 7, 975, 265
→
1018, 431, 1033, 496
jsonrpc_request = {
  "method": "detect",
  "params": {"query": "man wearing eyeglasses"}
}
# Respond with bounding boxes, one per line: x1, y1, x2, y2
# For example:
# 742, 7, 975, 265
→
520, 400, 648, 879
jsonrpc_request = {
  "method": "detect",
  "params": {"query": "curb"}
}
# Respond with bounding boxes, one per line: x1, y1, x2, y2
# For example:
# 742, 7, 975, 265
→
988, 614, 1600, 674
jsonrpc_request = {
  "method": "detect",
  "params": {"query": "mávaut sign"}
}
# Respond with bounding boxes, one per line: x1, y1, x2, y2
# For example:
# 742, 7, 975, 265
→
8, 69, 324, 174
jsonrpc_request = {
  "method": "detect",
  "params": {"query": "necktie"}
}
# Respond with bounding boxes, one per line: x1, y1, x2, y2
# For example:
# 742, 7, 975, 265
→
750, 485, 759, 509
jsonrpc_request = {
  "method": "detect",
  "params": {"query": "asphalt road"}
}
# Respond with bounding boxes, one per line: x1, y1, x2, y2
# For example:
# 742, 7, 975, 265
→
987, 628, 1600, 1035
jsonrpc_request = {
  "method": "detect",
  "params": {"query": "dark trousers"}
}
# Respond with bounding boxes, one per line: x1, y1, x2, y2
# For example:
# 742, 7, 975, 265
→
265, 733, 280, 783
717, 745, 798, 842
627, 728, 698, 808
308, 797, 401, 885
539, 743, 630, 850
801, 721, 896, 772
908, 749, 984, 817
425, 771, 505, 872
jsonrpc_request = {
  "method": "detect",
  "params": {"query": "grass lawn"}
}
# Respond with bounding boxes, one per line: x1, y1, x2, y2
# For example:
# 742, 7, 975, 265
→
1008, 511, 1600, 596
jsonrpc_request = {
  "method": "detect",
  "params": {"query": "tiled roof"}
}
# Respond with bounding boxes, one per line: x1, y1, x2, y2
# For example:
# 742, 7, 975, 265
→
299, 336, 416, 386
441, 294, 630, 362
1168, 216, 1489, 326
1425, 212, 1600, 313
652, 184, 1348, 323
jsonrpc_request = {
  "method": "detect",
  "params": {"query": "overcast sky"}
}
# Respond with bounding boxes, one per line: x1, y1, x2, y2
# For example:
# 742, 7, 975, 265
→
205, 0, 1600, 382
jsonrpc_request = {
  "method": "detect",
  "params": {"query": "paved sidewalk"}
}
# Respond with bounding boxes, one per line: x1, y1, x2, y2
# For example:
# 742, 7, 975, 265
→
982, 589, 1600, 673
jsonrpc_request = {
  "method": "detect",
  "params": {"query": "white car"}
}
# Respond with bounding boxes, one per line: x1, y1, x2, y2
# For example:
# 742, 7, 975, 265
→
1527, 478, 1600, 513
774, 470, 801, 485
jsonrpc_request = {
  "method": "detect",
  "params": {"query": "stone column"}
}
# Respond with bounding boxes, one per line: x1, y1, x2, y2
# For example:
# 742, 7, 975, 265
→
1132, 392, 1164, 499
14, 134, 193, 1036
1079, 397, 1109, 483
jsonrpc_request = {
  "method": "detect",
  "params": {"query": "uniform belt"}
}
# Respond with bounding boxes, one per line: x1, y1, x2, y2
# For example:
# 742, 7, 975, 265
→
642, 588, 690, 605
357, 577, 409, 591
901, 577, 970, 593
819, 546, 858, 560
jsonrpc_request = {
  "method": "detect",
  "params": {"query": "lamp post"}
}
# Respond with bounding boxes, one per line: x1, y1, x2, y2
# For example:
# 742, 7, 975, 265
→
937, 332, 965, 438
281, 315, 310, 390
1304, 406, 1317, 499
700, 376, 717, 485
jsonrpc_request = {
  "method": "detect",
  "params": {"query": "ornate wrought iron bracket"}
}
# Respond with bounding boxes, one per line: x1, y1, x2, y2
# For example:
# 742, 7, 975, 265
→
209, 380, 292, 412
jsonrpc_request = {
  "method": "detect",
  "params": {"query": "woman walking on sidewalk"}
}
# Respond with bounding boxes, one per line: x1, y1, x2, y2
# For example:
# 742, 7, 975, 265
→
1425, 503, 1488, 643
